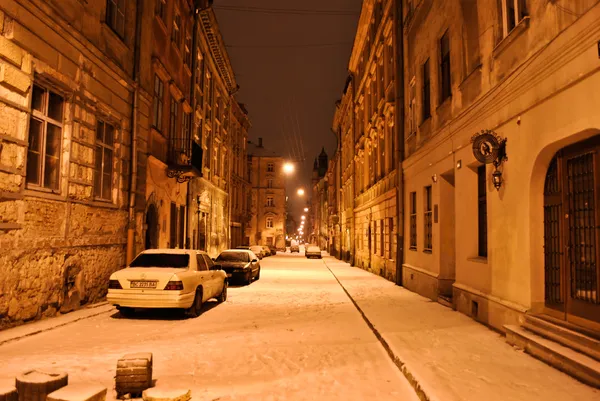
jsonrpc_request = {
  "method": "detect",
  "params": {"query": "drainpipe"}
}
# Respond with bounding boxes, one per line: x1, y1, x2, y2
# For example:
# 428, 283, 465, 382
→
394, 0, 405, 286
126, 0, 143, 264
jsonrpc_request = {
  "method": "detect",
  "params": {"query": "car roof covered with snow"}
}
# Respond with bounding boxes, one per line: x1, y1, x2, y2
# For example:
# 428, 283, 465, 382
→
139, 248, 206, 255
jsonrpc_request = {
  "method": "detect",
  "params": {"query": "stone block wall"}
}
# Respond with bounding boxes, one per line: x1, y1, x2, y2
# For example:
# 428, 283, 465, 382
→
0, 1, 135, 329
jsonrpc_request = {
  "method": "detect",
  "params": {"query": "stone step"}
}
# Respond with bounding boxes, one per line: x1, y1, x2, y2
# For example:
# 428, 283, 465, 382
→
524, 314, 600, 361
47, 383, 107, 401
505, 324, 600, 388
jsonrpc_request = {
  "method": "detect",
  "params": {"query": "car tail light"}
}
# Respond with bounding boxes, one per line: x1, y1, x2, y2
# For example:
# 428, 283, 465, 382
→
109, 280, 122, 289
164, 281, 184, 290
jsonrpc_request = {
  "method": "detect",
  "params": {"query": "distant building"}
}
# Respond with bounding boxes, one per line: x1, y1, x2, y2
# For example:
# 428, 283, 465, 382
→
246, 138, 287, 249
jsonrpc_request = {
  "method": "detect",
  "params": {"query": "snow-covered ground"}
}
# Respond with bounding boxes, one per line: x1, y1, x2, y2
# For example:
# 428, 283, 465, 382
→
0, 252, 418, 401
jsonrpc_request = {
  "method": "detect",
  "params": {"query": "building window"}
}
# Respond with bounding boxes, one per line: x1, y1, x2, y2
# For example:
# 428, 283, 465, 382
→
178, 205, 186, 249
155, 0, 166, 23
266, 217, 274, 229
501, 0, 528, 37
409, 192, 417, 250
266, 196, 274, 207
266, 237, 273, 246
267, 162, 274, 172
172, 10, 181, 47
422, 59, 431, 121
478, 165, 488, 257
380, 219, 385, 257
184, 34, 192, 69
26, 85, 63, 191
94, 120, 114, 200
106, 0, 125, 39
424, 186, 432, 252
440, 30, 451, 103
170, 202, 177, 248
388, 217, 394, 259
152, 74, 164, 131
267, 179, 273, 188
169, 97, 178, 139
408, 77, 417, 135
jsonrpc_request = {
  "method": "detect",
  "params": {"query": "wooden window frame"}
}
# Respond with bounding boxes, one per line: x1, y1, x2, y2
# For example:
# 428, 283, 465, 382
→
266, 217, 274, 229
500, 0, 528, 38
409, 192, 417, 250
152, 74, 164, 132
169, 96, 179, 140
266, 196, 274, 207
422, 59, 431, 121
106, 0, 126, 40
424, 186, 433, 252
478, 165, 488, 257
267, 162, 274, 172
26, 84, 64, 192
440, 30, 451, 103
94, 119, 115, 201
171, 9, 181, 48
155, 0, 167, 23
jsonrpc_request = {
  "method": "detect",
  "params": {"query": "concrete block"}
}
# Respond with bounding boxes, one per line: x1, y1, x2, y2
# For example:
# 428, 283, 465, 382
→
0, 385, 17, 401
47, 383, 107, 401
0, 37, 23, 67
15, 369, 68, 401
0, 64, 30, 94
115, 353, 152, 397
142, 387, 191, 401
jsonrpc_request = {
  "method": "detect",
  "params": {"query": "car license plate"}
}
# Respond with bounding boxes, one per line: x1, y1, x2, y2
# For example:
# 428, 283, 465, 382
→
130, 281, 157, 289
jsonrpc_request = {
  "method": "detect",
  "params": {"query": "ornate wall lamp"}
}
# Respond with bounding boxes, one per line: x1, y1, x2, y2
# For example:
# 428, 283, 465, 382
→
471, 130, 508, 191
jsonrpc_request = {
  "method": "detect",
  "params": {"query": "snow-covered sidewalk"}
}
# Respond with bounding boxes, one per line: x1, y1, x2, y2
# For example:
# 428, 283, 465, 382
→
323, 257, 599, 401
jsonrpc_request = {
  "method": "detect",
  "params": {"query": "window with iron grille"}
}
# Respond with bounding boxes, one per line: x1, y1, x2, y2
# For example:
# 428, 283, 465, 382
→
171, 10, 181, 47
267, 162, 274, 172
106, 0, 125, 39
422, 59, 431, 121
184, 34, 192, 69
169, 97, 178, 140
409, 192, 417, 250
26, 84, 63, 191
424, 186, 432, 251
440, 30, 451, 102
266, 217, 274, 228
152, 74, 164, 131
478, 165, 488, 257
155, 0, 166, 23
94, 120, 114, 200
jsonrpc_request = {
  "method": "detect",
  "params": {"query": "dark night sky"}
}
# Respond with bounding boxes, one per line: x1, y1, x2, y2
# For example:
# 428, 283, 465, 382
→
213, 1, 362, 220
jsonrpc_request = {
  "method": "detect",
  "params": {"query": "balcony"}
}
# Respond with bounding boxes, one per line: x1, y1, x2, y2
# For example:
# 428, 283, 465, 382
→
167, 135, 203, 183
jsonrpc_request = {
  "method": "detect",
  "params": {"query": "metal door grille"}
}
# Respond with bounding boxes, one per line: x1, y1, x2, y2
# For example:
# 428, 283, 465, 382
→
567, 152, 598, 304
544, 158, 563, 304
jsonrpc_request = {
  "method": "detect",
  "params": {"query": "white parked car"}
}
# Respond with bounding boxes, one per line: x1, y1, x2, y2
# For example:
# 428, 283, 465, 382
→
250, 245, 266, 259
305, 245, 322, 259
107, 249, 227, 317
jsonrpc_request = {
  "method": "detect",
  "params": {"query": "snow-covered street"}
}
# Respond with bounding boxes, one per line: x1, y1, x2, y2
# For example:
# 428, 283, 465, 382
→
0, 252, 419, 401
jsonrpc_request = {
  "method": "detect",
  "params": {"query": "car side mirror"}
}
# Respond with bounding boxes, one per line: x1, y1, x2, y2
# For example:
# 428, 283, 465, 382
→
252, 259, 258, 263
211, 257, 216, 261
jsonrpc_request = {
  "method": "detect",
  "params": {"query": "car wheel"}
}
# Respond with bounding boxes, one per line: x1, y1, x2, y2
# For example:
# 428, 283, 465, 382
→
118, 307, 134, 318
218, 281, 228, 303
187, 288, 203, 317
256, 268, 261, 280
246, 271, 253, 285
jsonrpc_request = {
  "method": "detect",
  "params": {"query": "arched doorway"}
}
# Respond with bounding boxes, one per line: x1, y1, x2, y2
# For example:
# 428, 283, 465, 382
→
543, 135, 600, 324
145, 204, 159, 249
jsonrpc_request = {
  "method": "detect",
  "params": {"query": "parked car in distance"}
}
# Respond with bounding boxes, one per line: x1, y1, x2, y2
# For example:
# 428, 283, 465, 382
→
305, 245, 322, 259
268, 245, 277, 255
290, 244, 300, 253
236, 245, 251, 250
262, 245, 272, 257
250, 245, 266, 259
214, 250, 260, 284
107, 249, 227, 318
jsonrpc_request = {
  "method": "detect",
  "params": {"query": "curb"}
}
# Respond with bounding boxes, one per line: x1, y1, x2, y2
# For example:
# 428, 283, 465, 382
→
322, 258, 435, 401
0, 303, 115, 347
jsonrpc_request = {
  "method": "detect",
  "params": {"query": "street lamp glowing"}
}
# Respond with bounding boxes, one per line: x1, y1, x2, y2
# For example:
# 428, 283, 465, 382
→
301, 215, 306, 220
297, 188, 305, 196
304, 207, 309, 212
283, 163, 295, 174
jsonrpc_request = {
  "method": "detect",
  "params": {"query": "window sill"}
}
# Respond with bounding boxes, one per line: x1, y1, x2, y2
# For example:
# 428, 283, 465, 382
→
467, 256, 488, 264
409, 247, 417, 252
423, 249, 432, 254
493, 17, 530, 59
24, 187, 64, 201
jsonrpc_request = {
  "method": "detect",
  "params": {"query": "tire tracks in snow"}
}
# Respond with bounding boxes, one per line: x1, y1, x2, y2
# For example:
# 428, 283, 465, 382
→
321, 258, 432, 401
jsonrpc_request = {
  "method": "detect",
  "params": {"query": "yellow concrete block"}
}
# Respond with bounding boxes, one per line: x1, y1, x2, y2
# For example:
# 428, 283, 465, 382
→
0, 36, 23, 67
0, 63, 30, 93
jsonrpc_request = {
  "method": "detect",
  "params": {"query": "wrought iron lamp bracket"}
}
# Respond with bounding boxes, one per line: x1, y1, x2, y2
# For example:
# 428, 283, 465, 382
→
167, 169, 193, 183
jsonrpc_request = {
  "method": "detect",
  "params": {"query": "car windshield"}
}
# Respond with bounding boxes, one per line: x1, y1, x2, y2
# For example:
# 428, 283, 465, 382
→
216, 252, 249, 262
129, 253, 189, 268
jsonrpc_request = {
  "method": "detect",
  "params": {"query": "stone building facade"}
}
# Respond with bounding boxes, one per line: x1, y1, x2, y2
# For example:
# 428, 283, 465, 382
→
401, 0, 600, 334
0, 0, 137, 328
229, 101, 250, 248
247, 138, 286, 249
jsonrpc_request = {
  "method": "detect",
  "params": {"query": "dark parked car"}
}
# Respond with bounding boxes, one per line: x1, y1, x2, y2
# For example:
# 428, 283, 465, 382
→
213, 250, 260, 285
290, 244, 300, 253
268, 245, 277, 256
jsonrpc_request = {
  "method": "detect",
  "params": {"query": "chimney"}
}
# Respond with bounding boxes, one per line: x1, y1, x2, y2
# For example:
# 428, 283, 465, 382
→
258, 137, 263, 147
